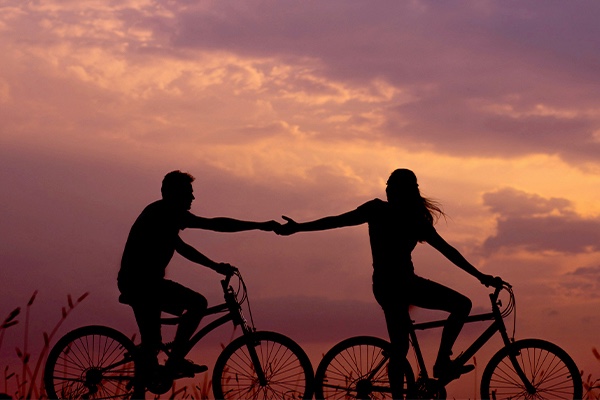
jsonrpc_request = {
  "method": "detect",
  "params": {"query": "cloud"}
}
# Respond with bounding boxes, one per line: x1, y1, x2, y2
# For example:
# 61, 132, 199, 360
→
3, 0, 600, 170
560, 265, 600, 299
481, 188, 600, 254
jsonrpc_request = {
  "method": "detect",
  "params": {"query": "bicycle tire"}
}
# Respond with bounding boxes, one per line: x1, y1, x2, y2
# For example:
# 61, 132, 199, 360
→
314, 336, 415, 400
480, 338, 582, 400
44, 325, 140, 400
212, 330, 314, 400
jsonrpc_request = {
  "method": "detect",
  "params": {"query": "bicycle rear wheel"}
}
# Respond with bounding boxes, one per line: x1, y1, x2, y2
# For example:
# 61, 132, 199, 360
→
315, 336, 415, 400
212, 330, 314, 400
44, 325, 140, 399
480, 338, 582, 400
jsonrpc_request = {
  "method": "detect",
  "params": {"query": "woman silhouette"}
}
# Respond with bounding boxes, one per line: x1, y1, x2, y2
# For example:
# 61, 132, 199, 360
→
276, 168, 501, 397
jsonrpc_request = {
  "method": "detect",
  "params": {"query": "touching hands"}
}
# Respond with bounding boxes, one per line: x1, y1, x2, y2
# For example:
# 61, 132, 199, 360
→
274, 216, 300, 236
260, 220, 282, 232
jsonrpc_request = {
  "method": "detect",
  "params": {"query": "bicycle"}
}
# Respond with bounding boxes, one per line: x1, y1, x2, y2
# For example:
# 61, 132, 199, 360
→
44, 269, 314, 399
314, 281, 582, 399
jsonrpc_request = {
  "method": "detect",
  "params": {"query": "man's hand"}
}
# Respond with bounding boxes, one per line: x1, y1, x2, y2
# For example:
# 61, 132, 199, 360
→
215, 262, 237, 276
274, 216, 300, 236
260, 220, 282, 232
480, 274, 504, 288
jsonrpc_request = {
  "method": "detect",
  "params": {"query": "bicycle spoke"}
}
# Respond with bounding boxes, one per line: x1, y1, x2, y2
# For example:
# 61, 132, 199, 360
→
213, 332, 313, 400
315, 337, 409, 400
45, 326, 138, 400
481, 339, 581, 400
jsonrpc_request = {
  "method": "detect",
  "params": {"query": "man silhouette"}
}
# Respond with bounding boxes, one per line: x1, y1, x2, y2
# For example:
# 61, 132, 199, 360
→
118, 170, 279, 377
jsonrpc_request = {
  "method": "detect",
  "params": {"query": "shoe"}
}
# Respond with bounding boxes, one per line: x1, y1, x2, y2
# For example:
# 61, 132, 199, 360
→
165, 358, 208, 378
433, 359, 475, 381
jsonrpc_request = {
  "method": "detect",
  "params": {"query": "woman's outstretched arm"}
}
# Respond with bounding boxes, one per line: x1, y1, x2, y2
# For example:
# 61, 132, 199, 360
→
276, 209, 366, 235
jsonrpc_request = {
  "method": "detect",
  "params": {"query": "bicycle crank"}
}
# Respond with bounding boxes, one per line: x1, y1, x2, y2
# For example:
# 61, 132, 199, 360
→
415, 377, 447, 399
145, 366, 174, 395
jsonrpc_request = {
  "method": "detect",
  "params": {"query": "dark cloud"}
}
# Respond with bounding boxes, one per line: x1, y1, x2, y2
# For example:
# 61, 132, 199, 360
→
560, 265, 600, 299
481, 188, 600, 254
5, 1, 600, 166
166, 1, 600, 165
483, 188, 572, 217
388, 97, 599, 161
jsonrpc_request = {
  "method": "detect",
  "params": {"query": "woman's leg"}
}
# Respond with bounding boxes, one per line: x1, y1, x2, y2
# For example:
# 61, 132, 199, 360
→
381, 305, 412, 399
374, 282, 411, 398
409, 276, 472, 375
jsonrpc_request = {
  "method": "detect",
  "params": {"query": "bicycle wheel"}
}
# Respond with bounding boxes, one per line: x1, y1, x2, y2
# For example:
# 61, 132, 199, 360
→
480, 338, 582, 400
44, 325, 140, 399
212, 330, 314, 400
315, 336, 415, 400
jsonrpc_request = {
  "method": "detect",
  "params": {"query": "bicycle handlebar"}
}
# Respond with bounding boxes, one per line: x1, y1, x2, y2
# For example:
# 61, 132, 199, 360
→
220, 268, 239, 292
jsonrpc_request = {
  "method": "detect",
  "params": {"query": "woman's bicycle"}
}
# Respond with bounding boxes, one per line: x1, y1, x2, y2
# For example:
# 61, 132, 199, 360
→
314, 282, 582, 399
44, 269, 314, 399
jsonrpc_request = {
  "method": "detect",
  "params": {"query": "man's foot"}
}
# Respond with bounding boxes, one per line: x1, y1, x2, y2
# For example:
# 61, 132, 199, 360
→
165, 358, 208, 378
433, 358, 475, 381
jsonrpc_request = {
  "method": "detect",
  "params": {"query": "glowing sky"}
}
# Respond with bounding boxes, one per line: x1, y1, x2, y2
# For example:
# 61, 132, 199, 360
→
2, 1, 600, 397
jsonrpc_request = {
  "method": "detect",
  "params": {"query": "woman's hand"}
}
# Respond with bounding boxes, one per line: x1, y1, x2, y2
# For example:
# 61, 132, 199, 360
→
274, 216, 300, 236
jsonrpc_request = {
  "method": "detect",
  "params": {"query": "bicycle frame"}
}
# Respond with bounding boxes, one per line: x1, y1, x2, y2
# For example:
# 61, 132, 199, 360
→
408, 284, 534, 391
156, 273, 251, 352
161, 272, 269, 385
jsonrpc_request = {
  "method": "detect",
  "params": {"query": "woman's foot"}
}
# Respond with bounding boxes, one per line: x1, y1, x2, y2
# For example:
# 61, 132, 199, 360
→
165, 358, 208, 378
433, 358, 475, 380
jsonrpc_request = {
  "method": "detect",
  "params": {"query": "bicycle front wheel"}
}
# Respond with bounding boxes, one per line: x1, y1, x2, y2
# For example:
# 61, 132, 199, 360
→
480, 338, 582, 400
212, 331, 314, 400
315, 336, 415, 400
44, 325, 139, 399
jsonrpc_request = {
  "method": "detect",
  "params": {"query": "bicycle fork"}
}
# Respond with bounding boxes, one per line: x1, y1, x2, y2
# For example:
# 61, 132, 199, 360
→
244, 334, 269, 387
494, 302, 537, 396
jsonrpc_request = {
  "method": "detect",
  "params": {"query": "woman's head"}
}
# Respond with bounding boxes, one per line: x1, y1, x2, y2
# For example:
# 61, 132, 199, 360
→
386, 168, 444, 224
386, 168, 419, 203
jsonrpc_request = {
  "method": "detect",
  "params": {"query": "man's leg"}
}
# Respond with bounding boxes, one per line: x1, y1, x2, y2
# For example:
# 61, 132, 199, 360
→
131, 302, 162, 373
160, 281, 208, 373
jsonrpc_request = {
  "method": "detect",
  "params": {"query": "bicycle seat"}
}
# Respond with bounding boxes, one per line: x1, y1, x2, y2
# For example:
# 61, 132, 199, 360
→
118, 294, 180, 326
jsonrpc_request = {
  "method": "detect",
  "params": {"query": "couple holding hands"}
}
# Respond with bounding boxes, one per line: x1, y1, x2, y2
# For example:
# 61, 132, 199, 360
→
117, 169, 502, 394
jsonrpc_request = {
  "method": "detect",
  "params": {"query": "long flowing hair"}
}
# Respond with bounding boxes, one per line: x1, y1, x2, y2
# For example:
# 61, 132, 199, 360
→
386, 169, 446, 225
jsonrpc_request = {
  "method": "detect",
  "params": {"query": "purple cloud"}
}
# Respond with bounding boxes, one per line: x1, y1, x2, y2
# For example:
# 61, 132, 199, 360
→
482, 188, 600, 254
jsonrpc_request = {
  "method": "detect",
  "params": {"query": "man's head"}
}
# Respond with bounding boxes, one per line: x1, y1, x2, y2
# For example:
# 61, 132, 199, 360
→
161, 170, 195, 210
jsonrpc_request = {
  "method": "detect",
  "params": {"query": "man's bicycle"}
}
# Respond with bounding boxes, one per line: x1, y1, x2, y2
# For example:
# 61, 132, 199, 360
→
314, 282, 582, 399
44, 269, 314, 399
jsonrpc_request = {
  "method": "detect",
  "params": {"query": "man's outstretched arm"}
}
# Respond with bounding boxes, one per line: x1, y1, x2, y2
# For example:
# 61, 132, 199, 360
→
187, 215, 280, 232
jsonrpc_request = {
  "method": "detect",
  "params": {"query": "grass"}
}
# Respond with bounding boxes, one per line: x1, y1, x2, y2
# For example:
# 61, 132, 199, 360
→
4, 291, 596, 399
0, 291, 89, 400
0, 291, 234, 399
583, 348, 600, 400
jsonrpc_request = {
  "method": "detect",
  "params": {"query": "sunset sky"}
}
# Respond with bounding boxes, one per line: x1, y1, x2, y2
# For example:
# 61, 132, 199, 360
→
2, 1, 600, 397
